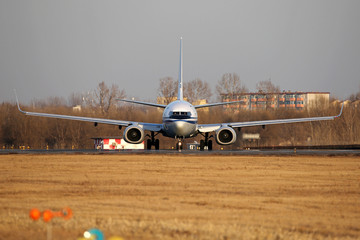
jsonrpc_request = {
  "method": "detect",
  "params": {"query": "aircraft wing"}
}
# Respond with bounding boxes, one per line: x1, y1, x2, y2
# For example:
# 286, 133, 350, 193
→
194, 101, 243, 109
16, 98, 162, 132
198, 103, 343, 133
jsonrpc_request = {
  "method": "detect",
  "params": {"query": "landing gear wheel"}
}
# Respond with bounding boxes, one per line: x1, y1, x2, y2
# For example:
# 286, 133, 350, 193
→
147, 131, 160, 150
200, 132, 213, 151
200, 140, 205, 151
155, 139, 160, 150
147, 139, 152, 150
208, 140, 213, 151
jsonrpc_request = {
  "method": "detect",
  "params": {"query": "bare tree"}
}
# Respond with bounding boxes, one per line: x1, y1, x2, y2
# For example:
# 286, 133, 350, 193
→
1, 103, 19, 147
184, 78, 212, 104
349, 85, 360, 101
158, 77, 177, 104
96, 81, 110, 114
216, 73, 248, 101
30, 96, 67, 109
68, 92, 84, 107
256, 79, 280, 93
92, 81, 126, 115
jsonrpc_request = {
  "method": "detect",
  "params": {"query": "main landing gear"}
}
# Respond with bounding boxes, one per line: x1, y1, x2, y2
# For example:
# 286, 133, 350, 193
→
200, 132, 213, 151
146, 132, 160, 150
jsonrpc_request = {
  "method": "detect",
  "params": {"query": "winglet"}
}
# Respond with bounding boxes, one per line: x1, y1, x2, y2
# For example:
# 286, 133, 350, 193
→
335, 102, 344, 118
14, 89, 26, 113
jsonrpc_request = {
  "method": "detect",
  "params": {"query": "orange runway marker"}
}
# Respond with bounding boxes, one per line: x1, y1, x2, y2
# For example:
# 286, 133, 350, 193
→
29, 208, 41, 221
29, 207, 72, 222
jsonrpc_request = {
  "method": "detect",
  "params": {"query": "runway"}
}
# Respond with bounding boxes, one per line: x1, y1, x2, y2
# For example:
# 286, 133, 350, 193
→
1, 148, 360, 156
1, 154, 360, 239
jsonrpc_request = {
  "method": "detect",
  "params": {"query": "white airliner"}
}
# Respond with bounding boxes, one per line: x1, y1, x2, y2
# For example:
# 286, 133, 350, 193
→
16, 38, 343, 150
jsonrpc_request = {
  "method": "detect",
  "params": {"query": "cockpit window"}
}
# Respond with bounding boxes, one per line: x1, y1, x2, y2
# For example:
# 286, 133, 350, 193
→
170, 111, 191, 119
171, 111, 190, 116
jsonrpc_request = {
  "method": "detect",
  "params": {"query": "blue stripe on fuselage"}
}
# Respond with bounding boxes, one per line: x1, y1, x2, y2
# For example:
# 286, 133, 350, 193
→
163, 117, 197, 123
163, 119, 197, 124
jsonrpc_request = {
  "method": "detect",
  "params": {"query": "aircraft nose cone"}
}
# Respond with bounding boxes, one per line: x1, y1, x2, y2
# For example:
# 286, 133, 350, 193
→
174, 121, 187, 136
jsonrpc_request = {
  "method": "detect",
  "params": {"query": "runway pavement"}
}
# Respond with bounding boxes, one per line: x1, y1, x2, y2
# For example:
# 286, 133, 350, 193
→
1, 148, 359, 156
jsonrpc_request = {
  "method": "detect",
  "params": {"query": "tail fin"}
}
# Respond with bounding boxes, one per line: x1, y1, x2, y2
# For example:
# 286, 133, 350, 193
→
178, 37, 183, 100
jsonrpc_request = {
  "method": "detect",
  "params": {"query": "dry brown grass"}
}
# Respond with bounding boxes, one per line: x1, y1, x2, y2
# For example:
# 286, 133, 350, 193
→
0, 154, 359, 239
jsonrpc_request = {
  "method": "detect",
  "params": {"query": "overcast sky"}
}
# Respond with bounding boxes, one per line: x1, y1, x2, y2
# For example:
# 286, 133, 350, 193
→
1, 0, 359, 104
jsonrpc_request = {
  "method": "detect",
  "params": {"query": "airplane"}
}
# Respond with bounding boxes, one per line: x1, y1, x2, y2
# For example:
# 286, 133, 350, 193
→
15, 38, 344, 150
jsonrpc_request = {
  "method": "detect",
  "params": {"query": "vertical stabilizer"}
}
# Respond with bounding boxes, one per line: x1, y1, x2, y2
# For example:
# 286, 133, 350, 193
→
178, 37, 184, 100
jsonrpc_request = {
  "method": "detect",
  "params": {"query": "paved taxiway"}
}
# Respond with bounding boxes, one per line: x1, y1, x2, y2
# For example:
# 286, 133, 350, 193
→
1, 148, 359, 156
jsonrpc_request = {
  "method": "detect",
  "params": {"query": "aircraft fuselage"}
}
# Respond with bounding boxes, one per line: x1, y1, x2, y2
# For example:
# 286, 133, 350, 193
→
162, 100, 198, 138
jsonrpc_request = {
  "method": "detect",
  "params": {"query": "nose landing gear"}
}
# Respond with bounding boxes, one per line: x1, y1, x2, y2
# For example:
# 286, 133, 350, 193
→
176, 141, 183, 150
175, 137, 184, 151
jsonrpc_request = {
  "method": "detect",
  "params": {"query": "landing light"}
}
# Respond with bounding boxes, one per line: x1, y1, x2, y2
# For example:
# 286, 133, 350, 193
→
84, 231, 91, 239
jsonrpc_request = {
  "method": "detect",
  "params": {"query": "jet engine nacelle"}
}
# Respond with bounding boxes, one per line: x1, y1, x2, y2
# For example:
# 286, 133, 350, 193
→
124, 125, 145, 144
215, 126, 237, 145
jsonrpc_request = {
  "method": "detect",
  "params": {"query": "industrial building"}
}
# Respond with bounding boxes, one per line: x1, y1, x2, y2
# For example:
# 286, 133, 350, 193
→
92, 137, 144, 150
221, 92, 330, 111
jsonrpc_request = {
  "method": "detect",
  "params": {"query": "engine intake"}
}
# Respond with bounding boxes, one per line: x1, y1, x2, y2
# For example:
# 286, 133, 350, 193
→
215, 126, 236, 145
124, 125, 145, 144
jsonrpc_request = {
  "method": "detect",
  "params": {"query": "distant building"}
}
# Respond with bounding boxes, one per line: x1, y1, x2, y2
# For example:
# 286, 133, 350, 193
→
192, 99, 207, 106
187, 141, 209, 150
221, 92, 330, 111
242, 133, 261, 148
192, 99, 209, 112
72, 105, 82, 112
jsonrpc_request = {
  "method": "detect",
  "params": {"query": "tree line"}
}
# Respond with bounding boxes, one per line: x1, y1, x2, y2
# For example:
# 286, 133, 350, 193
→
1, 76, 359, 149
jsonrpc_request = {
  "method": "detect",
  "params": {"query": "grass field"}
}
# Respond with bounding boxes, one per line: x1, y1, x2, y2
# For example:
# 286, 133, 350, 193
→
0, 154, 359, 239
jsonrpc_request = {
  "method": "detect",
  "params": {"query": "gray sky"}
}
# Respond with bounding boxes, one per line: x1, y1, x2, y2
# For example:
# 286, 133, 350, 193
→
1, 0, 359, 104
